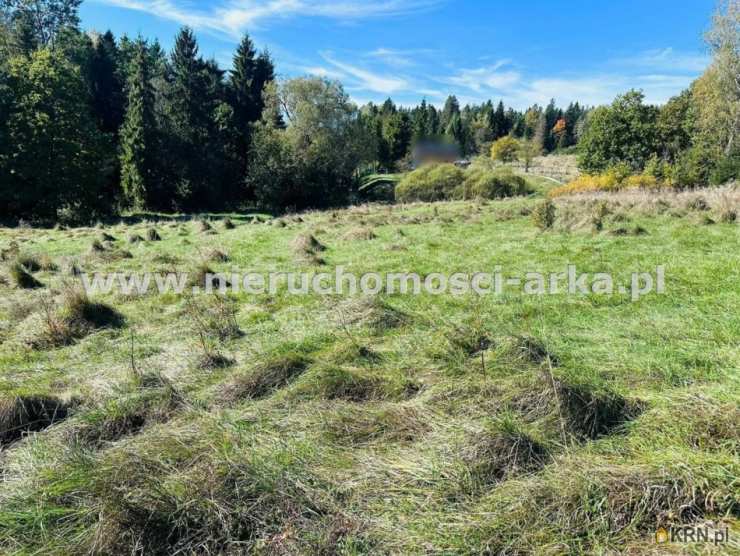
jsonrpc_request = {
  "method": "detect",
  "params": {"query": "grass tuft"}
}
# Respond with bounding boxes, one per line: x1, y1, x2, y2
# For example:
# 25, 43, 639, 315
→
0, 395, 69, 445
29, 289, 124, 349
461, 416, 549, 491
8, 261, 43, 289
335, 297, 407, 334
556, 379, 644, 440
220, 350, 311, 402
343, 227, 377, 241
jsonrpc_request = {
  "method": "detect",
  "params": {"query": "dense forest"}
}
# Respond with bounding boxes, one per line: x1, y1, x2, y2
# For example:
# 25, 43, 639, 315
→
0, 0, 738, 222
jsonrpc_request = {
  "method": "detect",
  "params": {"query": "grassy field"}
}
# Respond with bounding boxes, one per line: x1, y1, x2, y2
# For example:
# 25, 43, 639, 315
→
0, 182, 738, 554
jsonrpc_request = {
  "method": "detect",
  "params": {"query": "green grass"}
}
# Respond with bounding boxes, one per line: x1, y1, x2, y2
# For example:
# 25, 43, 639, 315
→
0, 189, 738, 554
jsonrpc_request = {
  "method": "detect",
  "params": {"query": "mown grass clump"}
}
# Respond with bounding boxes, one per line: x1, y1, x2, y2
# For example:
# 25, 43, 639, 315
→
460, 416, 550, 492
89, 239, 106, 253
343, 227, 377, 241
8, 261, 43, 289
719, 208, 737, 223
298, 366, 402, 402
15, 253, 41, 272
187, 263, 230, 290
74, 382, 183, 446
0, 395, 69, 445
182, 296, 239, 369
197, 219, 213, 232
323, 405, 430, 445
335, 297, 407, 334
205, 248, 229, 263
29, 290, 124, 349
556, 380, 644, 440
38, 254, 58, 271
146, 228, 162, 241
292, 233, 326, 255
220, 350, 311, 402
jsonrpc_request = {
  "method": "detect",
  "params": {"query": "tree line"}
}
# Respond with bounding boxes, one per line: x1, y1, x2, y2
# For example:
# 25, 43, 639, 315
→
1, 0, 737, 222
1, 0, 276, 220
362, 96, 588, 171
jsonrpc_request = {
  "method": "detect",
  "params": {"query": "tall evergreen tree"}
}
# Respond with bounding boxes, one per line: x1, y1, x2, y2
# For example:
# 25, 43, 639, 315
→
229, 34, 258, 129
441, 95, 460, 131
252, 49, 275, 120
492, 100, 508, 139
89, 31, 124, 136
119, 40, 157, 210
164, 27, 218, 209
228, 35, 275, 199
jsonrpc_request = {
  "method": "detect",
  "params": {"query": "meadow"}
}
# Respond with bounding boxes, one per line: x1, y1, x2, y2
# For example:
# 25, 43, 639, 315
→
0, 179, 738, 554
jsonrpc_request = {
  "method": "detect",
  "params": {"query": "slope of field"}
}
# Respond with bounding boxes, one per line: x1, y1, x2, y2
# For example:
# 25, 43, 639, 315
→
0, 186, 738, 554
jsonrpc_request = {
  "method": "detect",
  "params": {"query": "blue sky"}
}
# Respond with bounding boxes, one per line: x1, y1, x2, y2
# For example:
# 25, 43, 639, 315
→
81, 0, 716, 109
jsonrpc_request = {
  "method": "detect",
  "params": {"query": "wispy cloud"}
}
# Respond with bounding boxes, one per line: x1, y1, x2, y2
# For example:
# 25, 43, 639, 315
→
365, 47, 436, 68
95, 0, 444, 38
441, 62, 521, 92
612, 47, 710, 73
301, 66, 346, 80
320, 53, 410, 94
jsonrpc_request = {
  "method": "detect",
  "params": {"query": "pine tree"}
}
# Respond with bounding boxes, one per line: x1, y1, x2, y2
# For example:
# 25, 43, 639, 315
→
164, 27, 216, 209
543, 99, 560, 152
229, 34, 257, 131
252, 50, 275, 119
90, 31, 124, 136
441, 95, 460, 130
492, 100, 507, 139
119, 41, 156, 210
227, 34, 263, 198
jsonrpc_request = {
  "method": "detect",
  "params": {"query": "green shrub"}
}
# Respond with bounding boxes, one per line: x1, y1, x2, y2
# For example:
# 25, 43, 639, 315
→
457, 168, 528, 200
490, 136, 521, 162
710, 152, 740, 185
395, 164, 464, 203
396, 164, 528, 203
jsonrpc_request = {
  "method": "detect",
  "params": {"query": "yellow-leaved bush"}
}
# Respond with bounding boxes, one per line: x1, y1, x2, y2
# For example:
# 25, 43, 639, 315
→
550, 167, 673, 198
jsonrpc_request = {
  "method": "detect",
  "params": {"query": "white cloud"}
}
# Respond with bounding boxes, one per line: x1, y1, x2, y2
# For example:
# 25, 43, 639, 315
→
441, 62, 521, 92
95, 0, 443, 38
301, 66, 346, 80
321, 53, 410, 94
365, 47, 436, 68
613, 47, 710, 73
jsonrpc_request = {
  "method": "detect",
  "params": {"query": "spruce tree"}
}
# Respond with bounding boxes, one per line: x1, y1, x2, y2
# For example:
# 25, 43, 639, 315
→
119, 41, 156, 210
90, 31, 124, 136
493, 100, 507, 139
229, 34, 258, 131
227, 35, 274, 200
252, 49, 275, 120
164, 27, 215, 208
